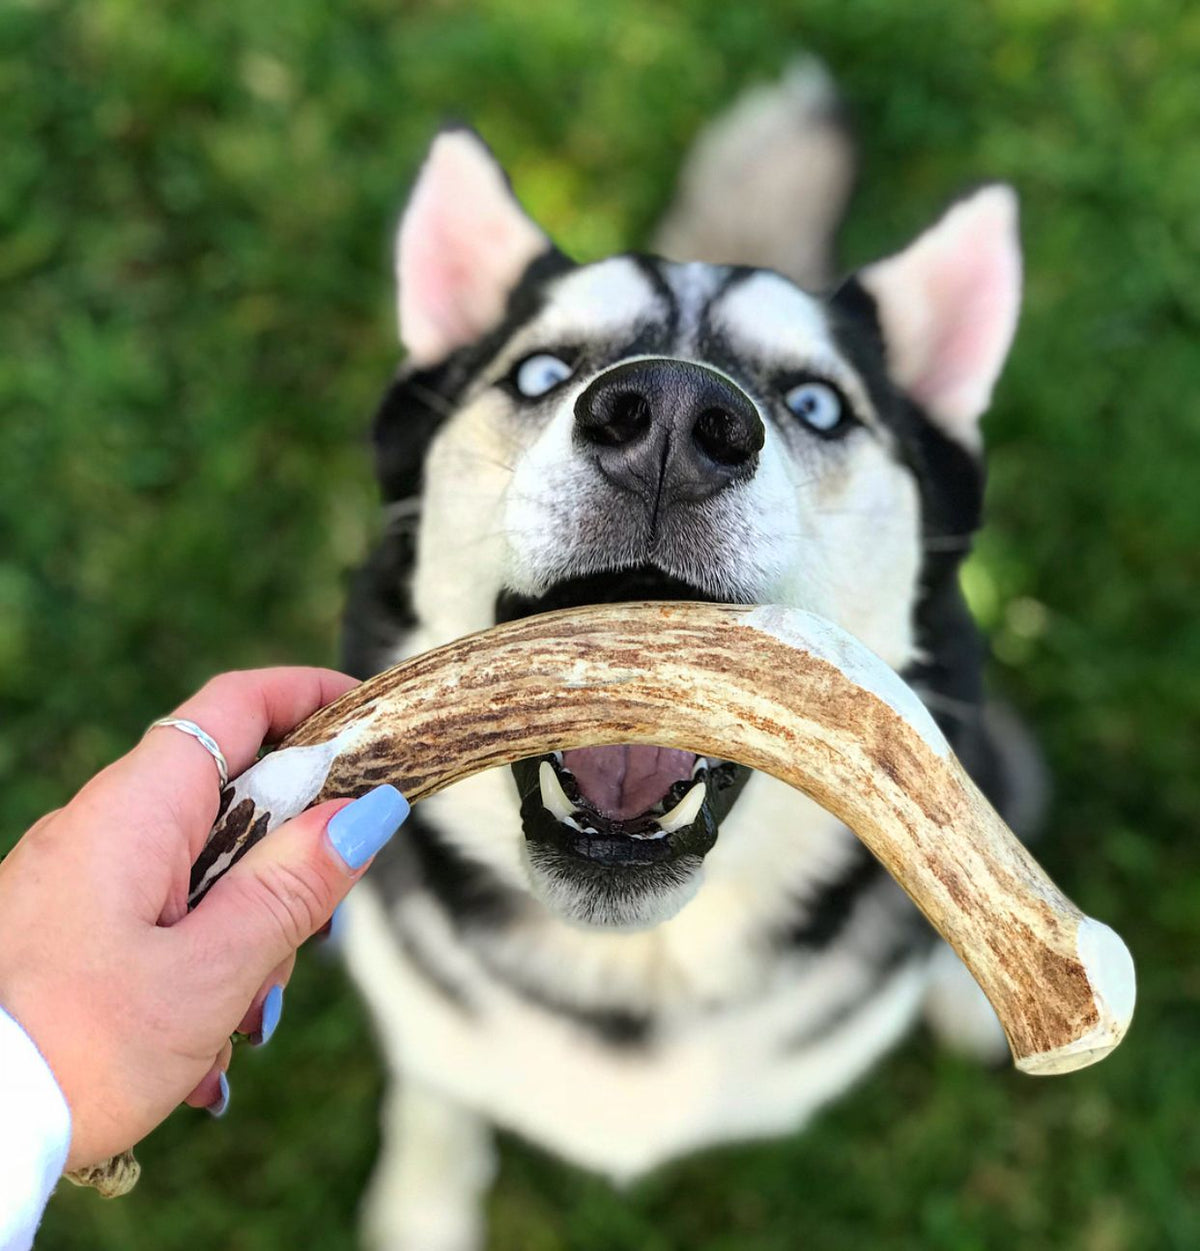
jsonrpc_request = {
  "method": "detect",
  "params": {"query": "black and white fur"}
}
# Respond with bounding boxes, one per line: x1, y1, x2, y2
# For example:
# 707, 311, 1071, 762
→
338, 64, 1039, 1251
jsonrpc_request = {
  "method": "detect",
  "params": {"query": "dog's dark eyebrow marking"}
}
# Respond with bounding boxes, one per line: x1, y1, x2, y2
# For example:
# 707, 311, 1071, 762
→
707, 264, 758, 304
627, 253, 680, 339
694, 267, 749, 354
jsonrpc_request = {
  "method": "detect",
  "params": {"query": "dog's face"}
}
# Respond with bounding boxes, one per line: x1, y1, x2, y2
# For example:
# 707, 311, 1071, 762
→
364, 130, 1021, 929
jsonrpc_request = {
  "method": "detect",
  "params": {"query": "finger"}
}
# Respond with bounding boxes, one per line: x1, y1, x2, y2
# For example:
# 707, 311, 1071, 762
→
184, 1039, 234, 1114
175, 786, 408, 1005
102, 667, 359, 861
166, 667, 359, 777
314, 901, 345, 945
20, 808, 63, 843
237, 955, 295, 1044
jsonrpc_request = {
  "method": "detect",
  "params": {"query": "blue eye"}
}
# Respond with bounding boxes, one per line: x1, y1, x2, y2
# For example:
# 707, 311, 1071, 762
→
784, 381, 844, 433
514, 353, 574, 398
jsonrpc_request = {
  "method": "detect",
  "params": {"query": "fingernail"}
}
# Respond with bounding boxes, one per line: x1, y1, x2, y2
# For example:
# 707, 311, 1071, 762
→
251, 984, 284, 1047
208, 1071, 230, 1118
326, 784, 409, 871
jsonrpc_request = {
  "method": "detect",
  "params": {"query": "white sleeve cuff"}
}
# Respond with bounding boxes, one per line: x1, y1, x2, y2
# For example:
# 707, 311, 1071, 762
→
0, 1006, 72, 1251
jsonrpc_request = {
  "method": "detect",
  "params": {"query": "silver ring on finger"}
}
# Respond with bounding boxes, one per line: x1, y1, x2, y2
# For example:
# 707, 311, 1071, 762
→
145, 717, 230, 789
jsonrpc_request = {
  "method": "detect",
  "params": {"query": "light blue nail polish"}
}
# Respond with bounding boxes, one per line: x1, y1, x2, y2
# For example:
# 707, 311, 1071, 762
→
209, 1071, 230, 1119
251, 984, 284, 1047
327, 784, 409, 870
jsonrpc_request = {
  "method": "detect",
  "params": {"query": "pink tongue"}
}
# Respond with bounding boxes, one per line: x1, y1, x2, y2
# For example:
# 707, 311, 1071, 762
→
560, 745, 697, 820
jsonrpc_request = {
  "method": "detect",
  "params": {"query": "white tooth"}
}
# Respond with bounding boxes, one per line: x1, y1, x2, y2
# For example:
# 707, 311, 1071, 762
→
691, 756, 708, 777
551, 750, 563, 764
539, 761, 575, 824
656, 781, 707, 834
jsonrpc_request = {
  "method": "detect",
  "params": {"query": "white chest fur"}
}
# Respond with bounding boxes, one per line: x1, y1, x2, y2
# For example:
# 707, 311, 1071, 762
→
341, 769, 934, 1180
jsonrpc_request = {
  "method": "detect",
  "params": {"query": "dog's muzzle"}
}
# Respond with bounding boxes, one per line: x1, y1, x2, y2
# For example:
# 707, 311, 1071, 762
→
497, 568, 754, 877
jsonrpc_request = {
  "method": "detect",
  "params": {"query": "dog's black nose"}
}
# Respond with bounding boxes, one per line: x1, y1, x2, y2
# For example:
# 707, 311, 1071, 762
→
574, 359, 764, 508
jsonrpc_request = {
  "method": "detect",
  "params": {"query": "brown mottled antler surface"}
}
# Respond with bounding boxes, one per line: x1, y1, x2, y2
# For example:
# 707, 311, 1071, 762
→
75, 602, 1134, 1195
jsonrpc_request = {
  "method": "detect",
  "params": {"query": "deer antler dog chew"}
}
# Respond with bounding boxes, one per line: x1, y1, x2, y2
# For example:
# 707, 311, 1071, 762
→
74, 602, 1134, 1196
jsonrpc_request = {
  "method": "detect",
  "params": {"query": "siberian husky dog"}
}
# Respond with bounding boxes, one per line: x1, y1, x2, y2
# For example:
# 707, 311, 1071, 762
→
339, 63, 1042, 1251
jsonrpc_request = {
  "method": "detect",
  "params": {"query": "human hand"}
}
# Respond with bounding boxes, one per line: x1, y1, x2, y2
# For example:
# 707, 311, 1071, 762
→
0, 667, 409, 1171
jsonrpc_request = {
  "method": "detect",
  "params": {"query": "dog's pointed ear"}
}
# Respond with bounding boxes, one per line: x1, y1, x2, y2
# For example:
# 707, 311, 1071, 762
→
396, 129, 552, 365
850, 185, 1021, 451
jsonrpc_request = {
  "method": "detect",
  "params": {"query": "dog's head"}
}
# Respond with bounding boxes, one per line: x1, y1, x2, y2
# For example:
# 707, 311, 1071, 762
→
357, 129, 1021, 930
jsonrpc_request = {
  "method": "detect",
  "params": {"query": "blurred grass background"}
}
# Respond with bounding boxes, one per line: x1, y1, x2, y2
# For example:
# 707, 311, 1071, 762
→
2, 0, 1198, 1246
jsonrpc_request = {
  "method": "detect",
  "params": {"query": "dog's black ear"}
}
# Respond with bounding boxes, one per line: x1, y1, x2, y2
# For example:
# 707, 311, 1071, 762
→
852, 186, 1021, 452
395, 128, 552, 366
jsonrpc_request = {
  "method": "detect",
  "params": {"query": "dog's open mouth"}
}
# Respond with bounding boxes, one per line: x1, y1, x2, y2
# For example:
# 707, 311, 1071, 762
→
510, 748, 747, 867
496, 567, 753, 870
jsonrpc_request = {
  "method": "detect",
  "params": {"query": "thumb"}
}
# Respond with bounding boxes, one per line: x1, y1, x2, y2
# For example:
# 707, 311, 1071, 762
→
178, 784, 409, 998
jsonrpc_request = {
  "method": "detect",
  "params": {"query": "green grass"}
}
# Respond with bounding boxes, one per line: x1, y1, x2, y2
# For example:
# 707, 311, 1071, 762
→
2, 0, 1198, 1247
